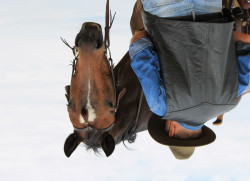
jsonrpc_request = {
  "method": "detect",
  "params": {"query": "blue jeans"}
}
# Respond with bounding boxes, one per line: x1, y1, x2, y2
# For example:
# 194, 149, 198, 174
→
141, 0, 222, 18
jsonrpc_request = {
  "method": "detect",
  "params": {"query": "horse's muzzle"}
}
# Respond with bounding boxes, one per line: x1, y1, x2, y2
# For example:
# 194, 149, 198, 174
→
75, 22, 103, 49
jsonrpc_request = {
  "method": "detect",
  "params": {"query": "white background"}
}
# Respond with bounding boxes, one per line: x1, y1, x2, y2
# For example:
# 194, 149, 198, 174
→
0, 0, 250, 180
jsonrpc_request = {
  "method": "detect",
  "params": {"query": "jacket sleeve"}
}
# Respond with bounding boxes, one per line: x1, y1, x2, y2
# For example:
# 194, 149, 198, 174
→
236, 41, 250, 96
129, 37, 167, 116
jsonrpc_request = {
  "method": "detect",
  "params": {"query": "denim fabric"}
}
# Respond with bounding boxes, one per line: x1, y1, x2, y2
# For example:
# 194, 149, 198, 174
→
141, 0, 222, 17
236, 42, 250, 96
129, 38, 167, 117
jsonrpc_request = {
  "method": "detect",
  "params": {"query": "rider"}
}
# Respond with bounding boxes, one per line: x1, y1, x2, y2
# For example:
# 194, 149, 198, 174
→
129, 0, 250, 159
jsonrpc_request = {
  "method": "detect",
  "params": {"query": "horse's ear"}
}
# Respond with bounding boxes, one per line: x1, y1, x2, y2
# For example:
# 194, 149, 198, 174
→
64, 132, 81, 158
101, 132, 115, 157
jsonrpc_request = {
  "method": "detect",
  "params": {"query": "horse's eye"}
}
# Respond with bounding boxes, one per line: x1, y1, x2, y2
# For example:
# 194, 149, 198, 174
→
81, 107, 88, 116
67, 100, 72, 107
72, 63, 77, 76
72, 56, 78, 77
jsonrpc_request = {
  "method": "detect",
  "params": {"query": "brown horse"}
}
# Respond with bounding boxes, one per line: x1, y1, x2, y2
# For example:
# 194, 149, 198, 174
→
63, 1, 152, 157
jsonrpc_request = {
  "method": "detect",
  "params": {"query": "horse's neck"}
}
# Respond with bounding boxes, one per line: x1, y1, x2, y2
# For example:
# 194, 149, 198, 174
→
109, 0, 152, 143
112, 52, 152, 143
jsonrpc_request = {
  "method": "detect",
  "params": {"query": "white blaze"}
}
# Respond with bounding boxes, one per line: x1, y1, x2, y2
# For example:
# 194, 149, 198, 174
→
79, 73, 97, 124
86, 79, 96, 122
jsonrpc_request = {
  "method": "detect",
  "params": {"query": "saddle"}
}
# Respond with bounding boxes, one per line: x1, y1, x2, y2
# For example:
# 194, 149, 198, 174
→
224, 0, 250, 34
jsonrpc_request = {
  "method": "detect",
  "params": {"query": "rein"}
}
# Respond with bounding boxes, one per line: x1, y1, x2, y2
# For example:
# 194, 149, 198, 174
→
104, 0, 117, 112
60, 38, 78, 78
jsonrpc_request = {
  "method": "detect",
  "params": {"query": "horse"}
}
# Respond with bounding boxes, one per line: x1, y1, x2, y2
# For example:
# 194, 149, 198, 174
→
63, 0, 152, 158
64, 0, 250, 157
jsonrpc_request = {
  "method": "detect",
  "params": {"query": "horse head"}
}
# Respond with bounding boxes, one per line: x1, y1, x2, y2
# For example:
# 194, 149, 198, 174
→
64, 22, 116, 158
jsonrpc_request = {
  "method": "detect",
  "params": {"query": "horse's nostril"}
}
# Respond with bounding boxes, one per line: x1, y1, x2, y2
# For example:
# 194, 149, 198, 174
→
96, 39, 103, 49
108, 102, 114, 109
81, 107, 88, 116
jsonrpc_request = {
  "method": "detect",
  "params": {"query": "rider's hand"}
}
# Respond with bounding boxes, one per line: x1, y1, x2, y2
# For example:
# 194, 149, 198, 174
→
233, 31, 250, 43
130, 27, 147, 44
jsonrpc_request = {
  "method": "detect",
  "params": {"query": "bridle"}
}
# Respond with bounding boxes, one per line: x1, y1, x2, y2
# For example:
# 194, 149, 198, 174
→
104, 0, 117, 112
61, 0, 117, 134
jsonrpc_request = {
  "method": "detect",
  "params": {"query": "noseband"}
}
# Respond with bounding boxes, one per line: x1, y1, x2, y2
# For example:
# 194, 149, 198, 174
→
62, 0, 117, 133
74, 122, 114, 133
